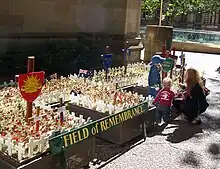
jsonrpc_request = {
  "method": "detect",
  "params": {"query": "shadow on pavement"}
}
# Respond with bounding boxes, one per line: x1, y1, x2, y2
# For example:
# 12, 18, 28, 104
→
165, 120, 203, 143
208, 143, 220, 157
181, 151, 201, 168
90, 136, 144, 168
200, 113, 220, 131
146, 123, 168, 137
207, 143, 220, 163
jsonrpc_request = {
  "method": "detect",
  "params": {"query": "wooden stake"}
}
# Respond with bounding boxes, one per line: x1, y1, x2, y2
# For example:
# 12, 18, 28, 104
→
159, 0, 163, 26
124, 41, 129, 75
181, 56, 186, 84
179, 48, 184, 83
15, 75, 19, 83
162, 43, 167, 80
26, 56, 35, 122
59, 98, 64, 126
105, 46, 110, 81
35, 107, 40, 132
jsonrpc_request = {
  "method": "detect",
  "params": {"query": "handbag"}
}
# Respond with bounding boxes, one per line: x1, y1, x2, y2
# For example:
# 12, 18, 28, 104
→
198, 98, 209, 114
198, 87, 210, 114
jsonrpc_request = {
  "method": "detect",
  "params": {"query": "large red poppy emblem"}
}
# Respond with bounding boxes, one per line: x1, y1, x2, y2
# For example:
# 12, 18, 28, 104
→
18, 71, 45, 102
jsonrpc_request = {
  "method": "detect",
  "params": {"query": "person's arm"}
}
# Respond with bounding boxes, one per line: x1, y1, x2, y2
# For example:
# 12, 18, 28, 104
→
153, 90, 161, 104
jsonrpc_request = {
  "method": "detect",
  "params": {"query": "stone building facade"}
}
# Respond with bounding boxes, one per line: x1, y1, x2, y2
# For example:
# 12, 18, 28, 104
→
0, 0, 141, 36
0, 0, 142, 78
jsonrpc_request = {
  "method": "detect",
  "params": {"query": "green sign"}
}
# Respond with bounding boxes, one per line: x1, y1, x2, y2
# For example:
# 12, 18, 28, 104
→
49, 102, 148, 155
162, 58, 174, 72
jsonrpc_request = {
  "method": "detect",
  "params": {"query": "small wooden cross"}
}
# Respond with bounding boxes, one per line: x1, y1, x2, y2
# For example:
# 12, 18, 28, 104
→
26, 137, 37, 157
38, 135, 47, 152
5, 138, 13, 156
28, 106, 46, 132
58, 98, 66, 126
17, 142, 25, 161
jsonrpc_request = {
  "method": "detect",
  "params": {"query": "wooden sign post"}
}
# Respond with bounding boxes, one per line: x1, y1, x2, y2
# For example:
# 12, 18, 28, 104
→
59, 98, 65, 126
102, 46, 112, 81
181, 54, 186, 84
123, 41, 129, 75
26, 56, 35, 122
162, 51, 170, 80
105, 46, 110, 81
170, 47, 176, 79
159, 0, 163, 26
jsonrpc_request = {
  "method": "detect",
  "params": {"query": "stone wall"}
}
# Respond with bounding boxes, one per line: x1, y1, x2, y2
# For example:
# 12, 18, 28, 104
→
0, 0, 141, 35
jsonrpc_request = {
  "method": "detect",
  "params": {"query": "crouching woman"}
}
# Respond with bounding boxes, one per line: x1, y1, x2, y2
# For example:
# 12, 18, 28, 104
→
173, 68, 209, 124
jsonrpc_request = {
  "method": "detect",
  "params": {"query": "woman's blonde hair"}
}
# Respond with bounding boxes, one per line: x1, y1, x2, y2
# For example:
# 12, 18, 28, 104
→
185, 68, 204, 90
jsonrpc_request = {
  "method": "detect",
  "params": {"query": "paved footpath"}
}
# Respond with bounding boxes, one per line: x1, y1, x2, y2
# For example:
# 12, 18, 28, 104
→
88, 52, 220, 169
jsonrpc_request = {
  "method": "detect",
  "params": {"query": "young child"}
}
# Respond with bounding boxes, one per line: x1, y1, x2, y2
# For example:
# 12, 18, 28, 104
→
148, 55, 165, 88
153, 77, 175, 124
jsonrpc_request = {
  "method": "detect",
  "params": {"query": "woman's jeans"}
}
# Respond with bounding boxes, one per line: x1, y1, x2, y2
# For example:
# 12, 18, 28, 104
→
156, 105, 171, 123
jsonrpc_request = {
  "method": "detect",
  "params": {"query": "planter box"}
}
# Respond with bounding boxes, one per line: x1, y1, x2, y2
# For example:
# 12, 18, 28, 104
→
0, 137, 95, 169
68, 103, 156, 145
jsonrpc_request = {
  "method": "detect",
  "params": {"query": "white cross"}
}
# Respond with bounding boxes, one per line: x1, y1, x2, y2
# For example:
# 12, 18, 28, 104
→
49, 94, 53, 103
26, 137, 37, 157
3, 82, 7, 87
5, 138, 13, 156
28, 113, 47, 123
38, 135, 47, 152
9, 80, 14, 86
0, 137, 4, 151
17, 142, 25, 161
62, 91, 67, 101
55, 93, 60, 102
86, 117, 92, 123
79, 115, 84, 126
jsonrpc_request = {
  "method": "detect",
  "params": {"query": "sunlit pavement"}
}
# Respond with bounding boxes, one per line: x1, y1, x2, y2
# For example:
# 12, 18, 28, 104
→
89, 52, 220, 169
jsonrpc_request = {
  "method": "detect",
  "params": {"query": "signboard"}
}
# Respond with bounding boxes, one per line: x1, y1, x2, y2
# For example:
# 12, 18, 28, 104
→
103, 54, 112, 69
49, 101, 148, 155
18, 71, 44, 102
162, 58, 173, 73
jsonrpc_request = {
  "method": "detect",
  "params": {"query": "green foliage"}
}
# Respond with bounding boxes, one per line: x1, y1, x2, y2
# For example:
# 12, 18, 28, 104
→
142, 0, 220, 17
141, 0, 160, 15
199, 0, 220, 12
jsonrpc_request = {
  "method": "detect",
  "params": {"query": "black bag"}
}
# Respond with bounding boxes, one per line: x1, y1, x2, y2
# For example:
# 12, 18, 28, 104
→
198, 98, 209, 114
198, 87, 210, 114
